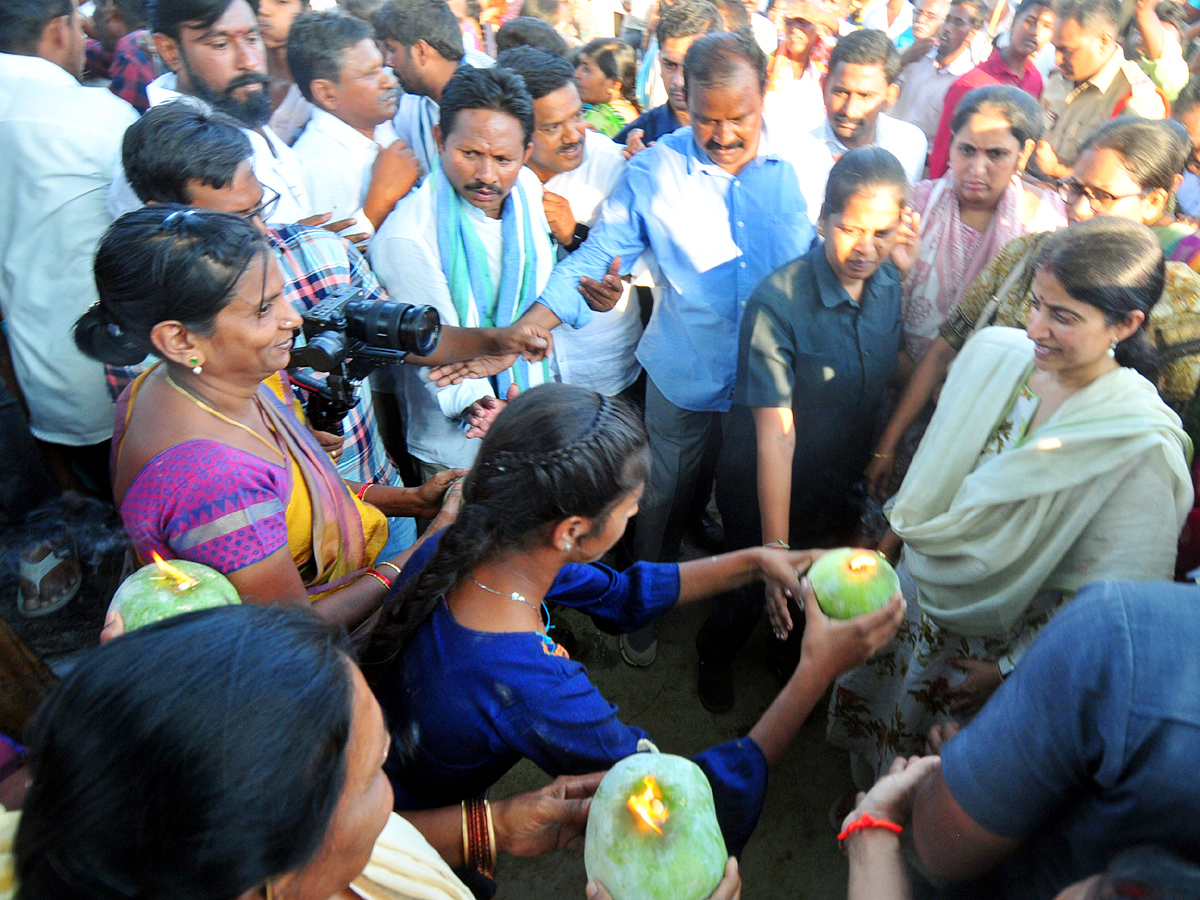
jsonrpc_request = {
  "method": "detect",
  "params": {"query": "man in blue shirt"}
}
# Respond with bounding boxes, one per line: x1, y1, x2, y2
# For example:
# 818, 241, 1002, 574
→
478, 31, 822, 666
909, 579, 1200, 900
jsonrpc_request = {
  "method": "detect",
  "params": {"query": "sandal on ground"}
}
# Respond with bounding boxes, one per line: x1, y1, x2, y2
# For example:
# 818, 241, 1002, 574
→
18, 537, 82, 618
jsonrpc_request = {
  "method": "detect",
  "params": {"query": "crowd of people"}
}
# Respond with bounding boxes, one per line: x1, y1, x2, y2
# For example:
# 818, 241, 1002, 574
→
2, 0, 1200, 895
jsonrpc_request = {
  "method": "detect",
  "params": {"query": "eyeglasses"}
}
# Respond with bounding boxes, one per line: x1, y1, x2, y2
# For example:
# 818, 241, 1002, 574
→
244, 185, 280, 222
1055, 179, 1147, 211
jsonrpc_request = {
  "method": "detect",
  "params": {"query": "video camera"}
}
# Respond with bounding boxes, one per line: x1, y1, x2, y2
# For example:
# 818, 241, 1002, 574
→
288, 287, 440, 435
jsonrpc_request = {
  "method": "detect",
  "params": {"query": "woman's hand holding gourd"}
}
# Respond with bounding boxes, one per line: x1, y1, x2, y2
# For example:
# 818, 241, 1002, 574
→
799, 579, 905, 682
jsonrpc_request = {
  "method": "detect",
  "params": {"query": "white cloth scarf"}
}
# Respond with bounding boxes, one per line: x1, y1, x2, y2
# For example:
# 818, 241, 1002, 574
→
890, 326, 1193, 636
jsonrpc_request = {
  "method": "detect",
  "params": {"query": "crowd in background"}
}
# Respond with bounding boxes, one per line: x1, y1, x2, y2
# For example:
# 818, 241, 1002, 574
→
3, 0, 1200, 896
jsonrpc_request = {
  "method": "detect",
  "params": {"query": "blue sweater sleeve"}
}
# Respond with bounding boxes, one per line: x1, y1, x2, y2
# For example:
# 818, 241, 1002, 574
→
396, 530, 681, 633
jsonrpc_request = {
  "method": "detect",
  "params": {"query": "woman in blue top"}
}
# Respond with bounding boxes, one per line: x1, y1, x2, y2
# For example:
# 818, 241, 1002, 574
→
361, 383, 905, 856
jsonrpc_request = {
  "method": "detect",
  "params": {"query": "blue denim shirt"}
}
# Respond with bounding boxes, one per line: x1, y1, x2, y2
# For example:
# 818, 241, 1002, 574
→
537, 125, 818, 412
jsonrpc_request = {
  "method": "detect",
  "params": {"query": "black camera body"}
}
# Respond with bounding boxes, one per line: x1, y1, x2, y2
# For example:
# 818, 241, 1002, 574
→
287, 287, 440, 435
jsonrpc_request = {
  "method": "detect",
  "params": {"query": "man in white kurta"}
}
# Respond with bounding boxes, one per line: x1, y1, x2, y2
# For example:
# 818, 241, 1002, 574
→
369, 67, 589, 476
500, 46, 644, 397
0, 1, 139, 462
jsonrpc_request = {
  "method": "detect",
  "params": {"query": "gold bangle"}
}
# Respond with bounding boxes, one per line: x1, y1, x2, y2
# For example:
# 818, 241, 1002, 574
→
376, 561, 403, 580
461, 801, 470, 869
364, 571, 391, 591
484, 798, 497, 873
872, 452, 894, 459
763, 539, 789, 549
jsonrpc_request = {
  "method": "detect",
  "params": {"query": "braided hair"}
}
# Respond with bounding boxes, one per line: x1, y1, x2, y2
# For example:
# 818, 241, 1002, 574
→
360, 383, 648, 681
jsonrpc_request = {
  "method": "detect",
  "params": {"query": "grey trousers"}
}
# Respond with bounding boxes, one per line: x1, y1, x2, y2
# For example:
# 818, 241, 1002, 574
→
631, 377, 721, 563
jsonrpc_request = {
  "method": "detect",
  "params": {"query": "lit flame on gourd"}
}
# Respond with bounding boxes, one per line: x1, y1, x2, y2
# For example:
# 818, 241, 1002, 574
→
627, 776, 669, 835
848, 554, 877, 574
151, 552, 197, 591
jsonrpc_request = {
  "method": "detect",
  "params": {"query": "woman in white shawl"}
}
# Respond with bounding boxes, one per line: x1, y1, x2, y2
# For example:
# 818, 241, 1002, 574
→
826, 218, 1194, 782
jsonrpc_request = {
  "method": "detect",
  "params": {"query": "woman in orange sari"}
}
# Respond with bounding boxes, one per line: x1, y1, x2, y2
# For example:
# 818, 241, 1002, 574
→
75, 206, 458, 627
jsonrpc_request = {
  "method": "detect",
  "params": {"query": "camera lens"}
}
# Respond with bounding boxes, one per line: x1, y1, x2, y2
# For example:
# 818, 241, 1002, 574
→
344, 299, 440, 357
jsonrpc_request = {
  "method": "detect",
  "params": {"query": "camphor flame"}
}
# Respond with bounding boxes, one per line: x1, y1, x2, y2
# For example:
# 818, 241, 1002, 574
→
151, 552, 197, 591
627, 775, 669, 835
848, 554, 878, 573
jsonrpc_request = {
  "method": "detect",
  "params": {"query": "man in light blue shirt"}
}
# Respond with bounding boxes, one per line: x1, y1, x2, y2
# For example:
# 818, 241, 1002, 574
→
509, 31, 820, 664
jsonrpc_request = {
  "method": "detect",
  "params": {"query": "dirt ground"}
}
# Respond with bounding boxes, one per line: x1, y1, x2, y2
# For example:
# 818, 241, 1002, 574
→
491, 597, 856, 900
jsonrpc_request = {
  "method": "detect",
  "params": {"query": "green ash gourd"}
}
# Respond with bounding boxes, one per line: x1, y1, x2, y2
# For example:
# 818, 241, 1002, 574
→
107, 557, 240, 631
807, 548, 899, 619
585, 750, 726, 900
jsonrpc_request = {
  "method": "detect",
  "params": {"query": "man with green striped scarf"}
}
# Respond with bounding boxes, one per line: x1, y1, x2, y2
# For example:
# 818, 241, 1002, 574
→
370, 66, 592, 480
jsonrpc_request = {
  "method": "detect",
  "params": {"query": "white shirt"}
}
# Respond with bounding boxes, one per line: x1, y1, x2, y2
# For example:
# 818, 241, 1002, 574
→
750, 13, 779, 55
108, 72, 314, 224
765, 59, 827, 134
369, 167, 554, 469
0, 53, 139, 445
891, 48, 977, 145
293, 108, 397, 236
808, 113, 928, 185
542, 131, 643, 396
859, 0, 914, 39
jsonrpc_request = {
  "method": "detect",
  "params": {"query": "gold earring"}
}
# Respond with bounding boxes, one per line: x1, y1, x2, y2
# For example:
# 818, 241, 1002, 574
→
189, 356, 202, 375
265, 883, 274, 900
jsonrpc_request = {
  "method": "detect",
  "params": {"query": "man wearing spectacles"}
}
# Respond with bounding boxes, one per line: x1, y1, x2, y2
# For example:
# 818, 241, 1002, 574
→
1033, 0, 1165, 182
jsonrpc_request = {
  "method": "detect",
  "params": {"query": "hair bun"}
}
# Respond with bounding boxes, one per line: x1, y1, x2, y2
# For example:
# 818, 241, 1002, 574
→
73, 304, 151, 366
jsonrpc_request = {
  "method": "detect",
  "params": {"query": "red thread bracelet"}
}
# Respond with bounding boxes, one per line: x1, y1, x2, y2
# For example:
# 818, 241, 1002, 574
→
837, 812, 904, 843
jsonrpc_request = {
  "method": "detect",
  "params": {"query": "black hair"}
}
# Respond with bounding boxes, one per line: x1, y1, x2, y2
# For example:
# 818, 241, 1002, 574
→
1155, 0, 1188, 36
439, 64, 536, 145
1175, 75, 1200, 121
1079, 117, 1189, 194
115, 0, 151, 29
712, 0, 751, 29
1034, 217, 1163, 381
287, 10, 375, 103
1054, 0, 1120, 33
656, 0, 723, 47
495, 15, 570, 54
15, 605, 355, 900
826, 27, 902, 84
683, 30, 768, 97
520, 0, 563, 23
950, 83, 1045, 146
498, 46, 576, 100
1098, 845, 1200, 899
122, 99, 252, 205
0, 0, 72, 55
950, 0, 988, 28
75, 206, 270, 366
578, 37, 641, 110
371, 0, 462, 59
1012, 0, 1052, 21
152, 0, 260, 41
821, 146, 909, 219
360, 384, 649, 675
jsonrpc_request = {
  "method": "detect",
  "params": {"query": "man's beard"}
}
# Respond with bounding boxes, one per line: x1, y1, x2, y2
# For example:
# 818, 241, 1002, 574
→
180, 50, 272, 128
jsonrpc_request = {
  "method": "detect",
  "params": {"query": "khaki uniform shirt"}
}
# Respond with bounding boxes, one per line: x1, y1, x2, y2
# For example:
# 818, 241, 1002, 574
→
1041, 47, 1166, 167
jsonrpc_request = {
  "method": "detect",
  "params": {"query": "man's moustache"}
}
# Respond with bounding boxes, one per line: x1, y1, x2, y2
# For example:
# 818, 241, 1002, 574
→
464, 182, 502, 192
832, 115, 864, 128
558, 141, 582, 154
224, 73, 270, 95
706, 139, 745, 152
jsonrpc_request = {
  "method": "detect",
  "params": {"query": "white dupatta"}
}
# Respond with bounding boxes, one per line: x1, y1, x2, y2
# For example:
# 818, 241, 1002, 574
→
890, 327, 1193, 637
